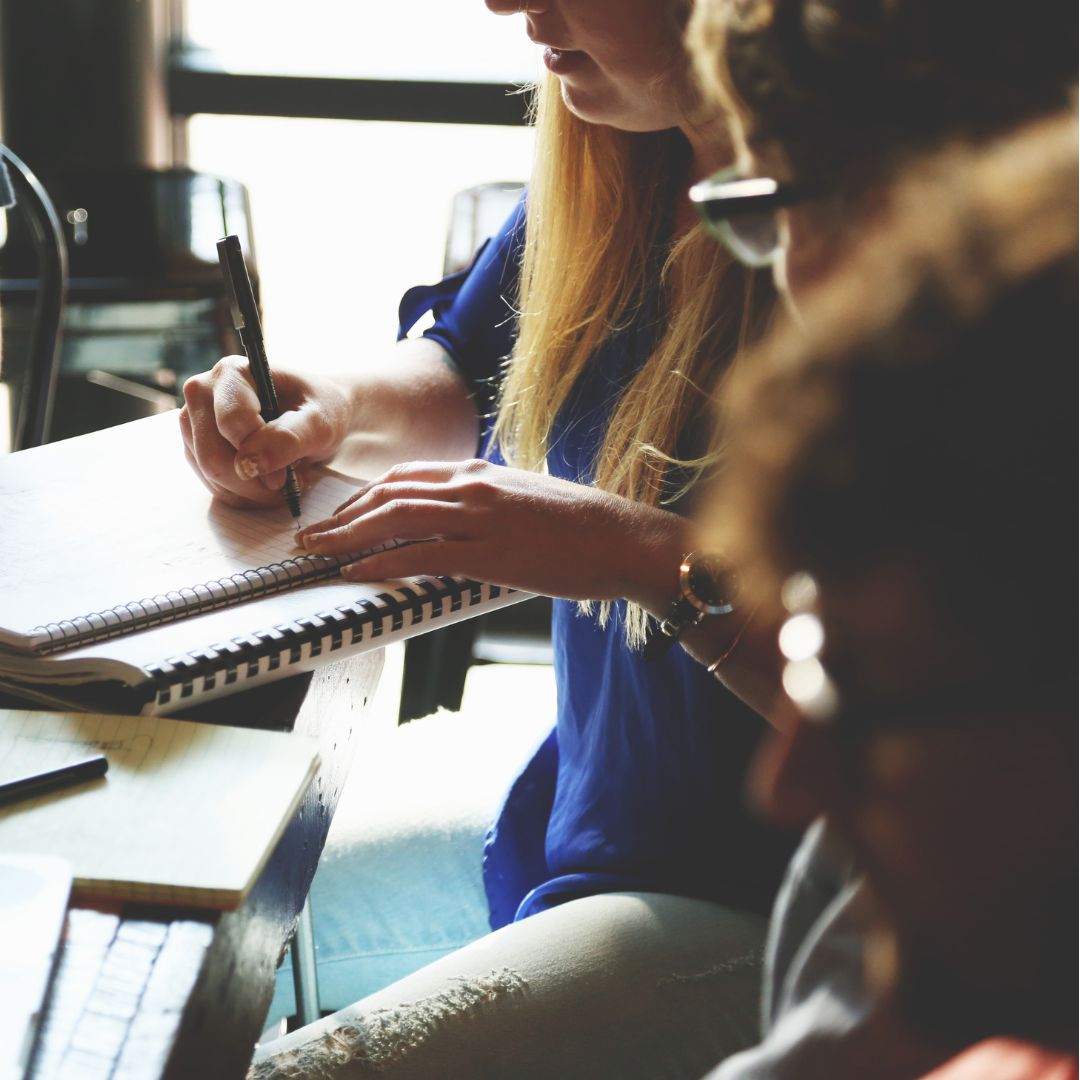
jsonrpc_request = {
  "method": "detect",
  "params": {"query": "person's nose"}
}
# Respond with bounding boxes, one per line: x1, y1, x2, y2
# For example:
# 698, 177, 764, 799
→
749, 706, 845, 829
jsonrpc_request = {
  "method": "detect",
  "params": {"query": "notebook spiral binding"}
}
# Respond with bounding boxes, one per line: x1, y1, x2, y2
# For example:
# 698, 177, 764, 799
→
144, 576, 503, 709
33, 553, 360, 653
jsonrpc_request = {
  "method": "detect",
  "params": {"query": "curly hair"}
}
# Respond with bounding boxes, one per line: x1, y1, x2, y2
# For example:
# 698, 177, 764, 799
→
712, 109, 1077, 683
689, 0, 1077, 190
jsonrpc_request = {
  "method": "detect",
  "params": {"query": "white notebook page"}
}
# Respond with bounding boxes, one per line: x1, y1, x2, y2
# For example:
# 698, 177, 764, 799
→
0, 412, 366, 648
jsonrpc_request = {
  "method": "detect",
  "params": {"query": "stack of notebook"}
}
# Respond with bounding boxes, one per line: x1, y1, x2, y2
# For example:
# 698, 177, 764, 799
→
0, 413, 523, 716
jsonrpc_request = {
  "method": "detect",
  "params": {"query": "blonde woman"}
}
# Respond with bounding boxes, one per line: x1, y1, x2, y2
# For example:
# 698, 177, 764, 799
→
184, 1, 791, 1075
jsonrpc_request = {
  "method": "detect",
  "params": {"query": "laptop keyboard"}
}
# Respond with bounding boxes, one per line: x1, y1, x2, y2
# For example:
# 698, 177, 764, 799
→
30, 909, 214, 1080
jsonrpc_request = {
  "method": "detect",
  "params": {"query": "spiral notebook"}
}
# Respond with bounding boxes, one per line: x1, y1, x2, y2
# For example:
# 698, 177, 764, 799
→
0, 413, 524, 715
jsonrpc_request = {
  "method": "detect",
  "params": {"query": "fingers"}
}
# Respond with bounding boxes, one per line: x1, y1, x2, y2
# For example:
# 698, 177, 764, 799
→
235, 378, 352, 483
332, 460, 487, 515
209, 356, 264, 449
232, 408, 315, 487
179, 412, 266, 509
298, 459, 506, 581
324, 479, 460, 526
304, 467, 498, 547
338, 539, 475, 582
301, 497, 468, 555
328, 460, 494, 518
182, 356, 340, 504
181, 361, 281, 506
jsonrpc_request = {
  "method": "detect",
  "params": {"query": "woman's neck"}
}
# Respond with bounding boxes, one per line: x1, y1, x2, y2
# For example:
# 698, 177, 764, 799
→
681, 112, 736, 181
673, 115, 735, 238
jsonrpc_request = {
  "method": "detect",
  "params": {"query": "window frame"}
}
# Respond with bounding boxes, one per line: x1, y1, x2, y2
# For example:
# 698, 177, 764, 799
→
168, 38, 532, 127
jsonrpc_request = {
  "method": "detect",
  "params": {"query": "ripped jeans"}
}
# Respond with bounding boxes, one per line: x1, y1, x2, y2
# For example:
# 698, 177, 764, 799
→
249, 892, 767, 1080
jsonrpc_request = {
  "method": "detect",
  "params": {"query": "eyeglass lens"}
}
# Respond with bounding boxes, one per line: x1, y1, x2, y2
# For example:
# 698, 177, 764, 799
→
716, 213, 781, 268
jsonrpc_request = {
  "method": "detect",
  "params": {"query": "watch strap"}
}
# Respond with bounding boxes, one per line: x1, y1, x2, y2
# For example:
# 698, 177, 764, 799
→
643, 597, 704, 659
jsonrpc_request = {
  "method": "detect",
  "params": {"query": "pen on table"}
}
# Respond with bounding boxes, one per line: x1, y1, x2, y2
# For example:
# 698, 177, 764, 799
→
216, 233, 303, 525
0, 752, 108, 807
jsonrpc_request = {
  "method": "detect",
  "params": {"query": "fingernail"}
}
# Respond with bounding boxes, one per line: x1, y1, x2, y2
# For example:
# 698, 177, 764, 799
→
236, 455, 261, 480
301, 515, 336, 538
301, 532, 326, 551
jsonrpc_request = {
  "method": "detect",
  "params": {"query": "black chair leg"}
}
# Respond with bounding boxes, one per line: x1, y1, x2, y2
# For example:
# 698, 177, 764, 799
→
398, 622, 480, 723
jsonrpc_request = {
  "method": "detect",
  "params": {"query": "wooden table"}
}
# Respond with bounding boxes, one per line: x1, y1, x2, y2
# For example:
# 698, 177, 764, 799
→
27, 650, 384, 1080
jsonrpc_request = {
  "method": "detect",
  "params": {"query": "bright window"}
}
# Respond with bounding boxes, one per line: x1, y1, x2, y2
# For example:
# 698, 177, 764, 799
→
183, 0, 537, 82
187, 116, 533, 368
184, 2, 537, 369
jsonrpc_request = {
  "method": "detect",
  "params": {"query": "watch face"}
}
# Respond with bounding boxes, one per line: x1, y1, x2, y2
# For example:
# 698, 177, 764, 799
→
683, 553, 738, 616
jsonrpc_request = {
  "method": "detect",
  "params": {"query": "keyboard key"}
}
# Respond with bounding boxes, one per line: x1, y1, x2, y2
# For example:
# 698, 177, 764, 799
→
54, 1047, 116, 1080
69, 1009, 129, 1060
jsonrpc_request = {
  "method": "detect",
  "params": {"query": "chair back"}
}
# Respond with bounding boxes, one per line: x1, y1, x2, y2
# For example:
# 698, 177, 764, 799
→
443, 182, 525, 275
0, 145, 67, 451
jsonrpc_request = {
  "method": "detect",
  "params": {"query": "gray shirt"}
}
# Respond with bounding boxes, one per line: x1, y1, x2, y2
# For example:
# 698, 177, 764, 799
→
706, 820, 948, 1080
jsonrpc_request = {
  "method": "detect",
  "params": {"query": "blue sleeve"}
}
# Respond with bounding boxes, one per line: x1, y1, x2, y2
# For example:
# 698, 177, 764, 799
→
397, 194, 526, 423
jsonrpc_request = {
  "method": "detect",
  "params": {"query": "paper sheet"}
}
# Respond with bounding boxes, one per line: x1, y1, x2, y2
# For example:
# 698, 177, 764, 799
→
0, 412, 365, 649
0, 710, 319, 908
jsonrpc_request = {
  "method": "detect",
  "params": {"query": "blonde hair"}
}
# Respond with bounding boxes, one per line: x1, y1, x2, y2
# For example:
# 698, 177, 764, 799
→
491, 73, 765, 647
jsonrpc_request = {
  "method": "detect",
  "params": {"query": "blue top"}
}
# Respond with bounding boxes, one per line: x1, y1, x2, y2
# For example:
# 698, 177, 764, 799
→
399, 198, 793, 930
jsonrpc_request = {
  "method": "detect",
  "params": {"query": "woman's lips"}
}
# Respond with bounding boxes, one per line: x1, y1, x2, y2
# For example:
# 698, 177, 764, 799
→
542, 46, 587, 75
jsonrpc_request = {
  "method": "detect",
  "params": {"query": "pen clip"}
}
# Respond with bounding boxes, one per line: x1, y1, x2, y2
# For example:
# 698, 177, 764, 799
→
216, 234, 252, 333
216, 233, 281, 424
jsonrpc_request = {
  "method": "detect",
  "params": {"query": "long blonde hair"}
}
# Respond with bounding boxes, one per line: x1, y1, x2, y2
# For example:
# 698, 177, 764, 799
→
490, 73, 765, 646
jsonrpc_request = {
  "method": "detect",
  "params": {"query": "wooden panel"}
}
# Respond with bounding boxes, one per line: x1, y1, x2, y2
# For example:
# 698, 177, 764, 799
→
26, 651, 383, 1079
162, 651, 383, 1079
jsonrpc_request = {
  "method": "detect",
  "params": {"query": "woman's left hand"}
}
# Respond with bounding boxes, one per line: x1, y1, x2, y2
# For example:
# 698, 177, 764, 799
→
297, 459, 689, 606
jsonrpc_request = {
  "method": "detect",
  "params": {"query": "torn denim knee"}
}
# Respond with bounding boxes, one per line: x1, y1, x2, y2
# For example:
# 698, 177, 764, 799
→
249, 967, 528, 1078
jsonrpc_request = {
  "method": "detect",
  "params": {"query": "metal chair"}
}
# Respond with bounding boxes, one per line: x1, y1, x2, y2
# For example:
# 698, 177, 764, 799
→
398, 181, 553, 723
0, 143, 67, 452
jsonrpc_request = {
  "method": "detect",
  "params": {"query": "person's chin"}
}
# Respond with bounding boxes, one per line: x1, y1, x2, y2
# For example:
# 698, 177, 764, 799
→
558, 79, 614, 126
557, 81, 672, 133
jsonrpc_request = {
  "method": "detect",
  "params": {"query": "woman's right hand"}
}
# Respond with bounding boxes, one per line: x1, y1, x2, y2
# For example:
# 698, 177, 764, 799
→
179, 355, 354, 508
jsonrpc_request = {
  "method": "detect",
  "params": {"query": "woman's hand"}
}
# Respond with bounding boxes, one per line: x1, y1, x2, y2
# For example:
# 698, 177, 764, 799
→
298, 456, 783, 718
297, 459, 691, 606
180, 356, 354, 508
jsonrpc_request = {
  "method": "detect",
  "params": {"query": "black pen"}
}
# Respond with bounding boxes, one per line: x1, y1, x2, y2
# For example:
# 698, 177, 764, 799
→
216, 234, 303, 522
0, 752, 108, 807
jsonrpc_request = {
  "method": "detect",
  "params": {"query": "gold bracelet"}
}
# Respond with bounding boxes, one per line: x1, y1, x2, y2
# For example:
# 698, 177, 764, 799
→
706, 609, 757, 679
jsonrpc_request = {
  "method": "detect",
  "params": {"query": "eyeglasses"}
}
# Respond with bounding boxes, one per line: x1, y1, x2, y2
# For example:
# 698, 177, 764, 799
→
776, 572, 841, 721
689, 166, 806, 268
777, 572, 1068, 739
